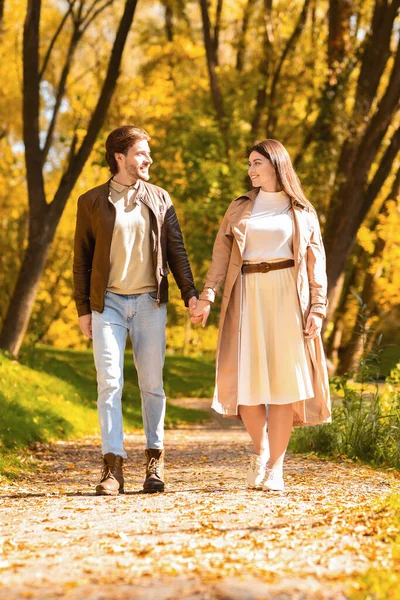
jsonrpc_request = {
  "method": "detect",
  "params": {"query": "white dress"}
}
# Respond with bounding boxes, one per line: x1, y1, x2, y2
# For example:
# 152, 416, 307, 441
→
237, 190, 314, 406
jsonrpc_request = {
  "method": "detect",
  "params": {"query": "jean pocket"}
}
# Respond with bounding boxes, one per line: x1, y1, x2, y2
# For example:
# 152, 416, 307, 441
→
146, 291, 158, 301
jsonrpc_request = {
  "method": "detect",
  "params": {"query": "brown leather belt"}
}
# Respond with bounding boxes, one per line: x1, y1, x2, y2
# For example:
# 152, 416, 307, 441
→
242, 259, 295, 274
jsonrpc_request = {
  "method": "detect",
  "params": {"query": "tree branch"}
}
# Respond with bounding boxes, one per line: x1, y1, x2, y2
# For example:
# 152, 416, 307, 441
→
42, 0, 115, 164
236, 0, 257, 72
334, 0, 400, 178
161, 0, 173, 42
81, 0, 103, 22
339, 170, 400, 373
212, 0, 223, 63
39, 0, 76, 80
351, 0, 400, 130
199, 0, 226, 126
362, 124, 400, 223
266, 0, 311, 136
81, 0, 114, 34
0, 0, 5, 37
347, 39, 400, 200
250, 0, 273, 141
176, 0, 193, 39
75, 0, 85, 22
293, 0, 354, 165
50, 0, 139, 217
324, 35, 400, 301
42, 27, 81, 165
23, 0, 46, 217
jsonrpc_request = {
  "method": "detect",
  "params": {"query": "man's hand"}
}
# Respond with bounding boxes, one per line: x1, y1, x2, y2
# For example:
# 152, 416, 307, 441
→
79, 313, 92, 339
191, 299, 211, 328
304, 313, 323, 340
188, 296, 198, 317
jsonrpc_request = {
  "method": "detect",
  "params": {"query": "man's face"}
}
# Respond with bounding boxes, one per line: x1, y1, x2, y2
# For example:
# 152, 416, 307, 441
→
115, 139, 153, 182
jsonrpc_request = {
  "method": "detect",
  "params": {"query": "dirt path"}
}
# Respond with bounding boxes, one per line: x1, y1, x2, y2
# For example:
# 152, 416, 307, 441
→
0, 409, 398, 600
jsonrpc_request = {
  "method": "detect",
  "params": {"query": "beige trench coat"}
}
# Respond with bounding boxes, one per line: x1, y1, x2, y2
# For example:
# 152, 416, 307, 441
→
199, 189, 331, 426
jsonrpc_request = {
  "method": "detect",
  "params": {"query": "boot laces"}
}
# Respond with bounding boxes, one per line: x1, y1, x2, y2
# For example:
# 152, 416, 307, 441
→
99, 464, 117, 483
147, 457, 161, 477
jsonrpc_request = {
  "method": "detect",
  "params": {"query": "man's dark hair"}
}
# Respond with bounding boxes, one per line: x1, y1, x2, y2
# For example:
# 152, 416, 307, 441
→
105, 125, 150, 175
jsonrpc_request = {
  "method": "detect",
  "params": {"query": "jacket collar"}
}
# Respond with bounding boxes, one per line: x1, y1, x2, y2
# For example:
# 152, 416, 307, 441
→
101, 177, 147, 204
235, 187, 308, 210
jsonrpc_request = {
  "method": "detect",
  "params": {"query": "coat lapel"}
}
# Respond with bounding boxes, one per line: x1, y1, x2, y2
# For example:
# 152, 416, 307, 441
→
292, 203, 312, 263
228, 189, 257, 257
100, 180, 116, 240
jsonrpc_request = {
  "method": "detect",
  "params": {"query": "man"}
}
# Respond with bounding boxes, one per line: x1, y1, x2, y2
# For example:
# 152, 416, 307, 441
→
73, 125, 198, 495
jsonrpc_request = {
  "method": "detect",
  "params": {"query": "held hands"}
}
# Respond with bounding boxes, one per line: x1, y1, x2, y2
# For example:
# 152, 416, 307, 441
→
190, 298, 211, 328
304, 313, 323, 340
79, 314, 92, 339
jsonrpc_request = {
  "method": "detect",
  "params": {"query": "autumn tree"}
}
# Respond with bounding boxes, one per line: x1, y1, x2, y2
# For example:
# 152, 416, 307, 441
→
194, 0, 400, 351
0, 0, 139, 356
1, 0, 399, 368
337, 173, 400, 374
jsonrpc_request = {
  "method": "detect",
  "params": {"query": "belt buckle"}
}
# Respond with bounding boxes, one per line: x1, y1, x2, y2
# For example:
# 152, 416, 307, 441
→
262, 262, 271, 273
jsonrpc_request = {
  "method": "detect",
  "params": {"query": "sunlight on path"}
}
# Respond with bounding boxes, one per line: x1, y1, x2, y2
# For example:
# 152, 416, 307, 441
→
0, 425, 398, 599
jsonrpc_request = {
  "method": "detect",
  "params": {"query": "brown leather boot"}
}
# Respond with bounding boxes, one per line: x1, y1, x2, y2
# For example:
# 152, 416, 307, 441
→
95, 453, 124, 496
143, 449, 165, 493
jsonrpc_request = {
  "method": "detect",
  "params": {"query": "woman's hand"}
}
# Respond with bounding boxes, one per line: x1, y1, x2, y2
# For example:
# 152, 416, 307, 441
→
304, 313, 323, 340
191, 299, 211, 328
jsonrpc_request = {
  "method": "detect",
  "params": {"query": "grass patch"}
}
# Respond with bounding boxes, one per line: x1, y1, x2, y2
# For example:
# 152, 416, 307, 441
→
290, 376, 400, 469
350, 494, 400, 599
0, 346, 213, 479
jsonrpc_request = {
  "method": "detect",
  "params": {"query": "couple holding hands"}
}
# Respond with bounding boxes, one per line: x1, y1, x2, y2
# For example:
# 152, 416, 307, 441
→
73, 125, 331, 497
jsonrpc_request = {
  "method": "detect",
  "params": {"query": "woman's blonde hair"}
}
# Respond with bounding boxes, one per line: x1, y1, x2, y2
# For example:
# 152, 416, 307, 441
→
249, 139, 314, 211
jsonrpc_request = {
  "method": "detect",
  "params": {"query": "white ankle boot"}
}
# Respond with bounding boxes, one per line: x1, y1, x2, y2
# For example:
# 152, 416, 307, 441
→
263, 468, 285, 492
247, 453, 268, 489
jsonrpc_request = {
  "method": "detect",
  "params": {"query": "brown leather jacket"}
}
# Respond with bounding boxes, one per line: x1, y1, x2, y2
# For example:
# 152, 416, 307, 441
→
73, 179, 197, 317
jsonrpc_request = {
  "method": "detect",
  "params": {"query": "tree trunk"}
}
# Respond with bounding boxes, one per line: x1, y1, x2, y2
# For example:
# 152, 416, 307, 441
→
293, 0, 400, 275
212, 0, 223, 63
266, 0, 311, 137
337, 321, 368, 375
250, 0, 273, 141
327, 316, 345, 373
236, 0, 257, 72
199, 0, 228, 145
0, 0, 138, 357
0, 0, 4, 37
324, 32, 400, 312
294, 0, 355, 178
162, 0, 173, 41
0, 215, 56, 355
338, 170, 400, 374
325, 247, 362, 363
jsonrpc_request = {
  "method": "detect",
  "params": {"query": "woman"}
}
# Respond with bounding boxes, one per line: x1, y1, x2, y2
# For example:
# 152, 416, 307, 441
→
191, 139, 331, 492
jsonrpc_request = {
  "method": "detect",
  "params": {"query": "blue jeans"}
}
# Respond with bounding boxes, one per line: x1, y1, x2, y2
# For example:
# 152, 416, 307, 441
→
92, 291, 167, 458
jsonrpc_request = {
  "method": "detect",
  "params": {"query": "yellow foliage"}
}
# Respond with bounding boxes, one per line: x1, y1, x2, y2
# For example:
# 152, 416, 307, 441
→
0, 0, 399, 358
357, 225, 375, 254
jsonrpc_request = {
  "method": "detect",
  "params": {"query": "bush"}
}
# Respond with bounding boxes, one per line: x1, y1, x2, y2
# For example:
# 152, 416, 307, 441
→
290, 343, 400, 469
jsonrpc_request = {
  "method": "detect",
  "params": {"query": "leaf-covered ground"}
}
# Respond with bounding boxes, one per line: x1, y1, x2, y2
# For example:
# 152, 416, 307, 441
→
0, 408, 399, 600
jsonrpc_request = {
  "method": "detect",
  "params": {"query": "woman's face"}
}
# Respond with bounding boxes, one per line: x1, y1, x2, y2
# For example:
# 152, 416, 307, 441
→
248, 151, 279, 190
